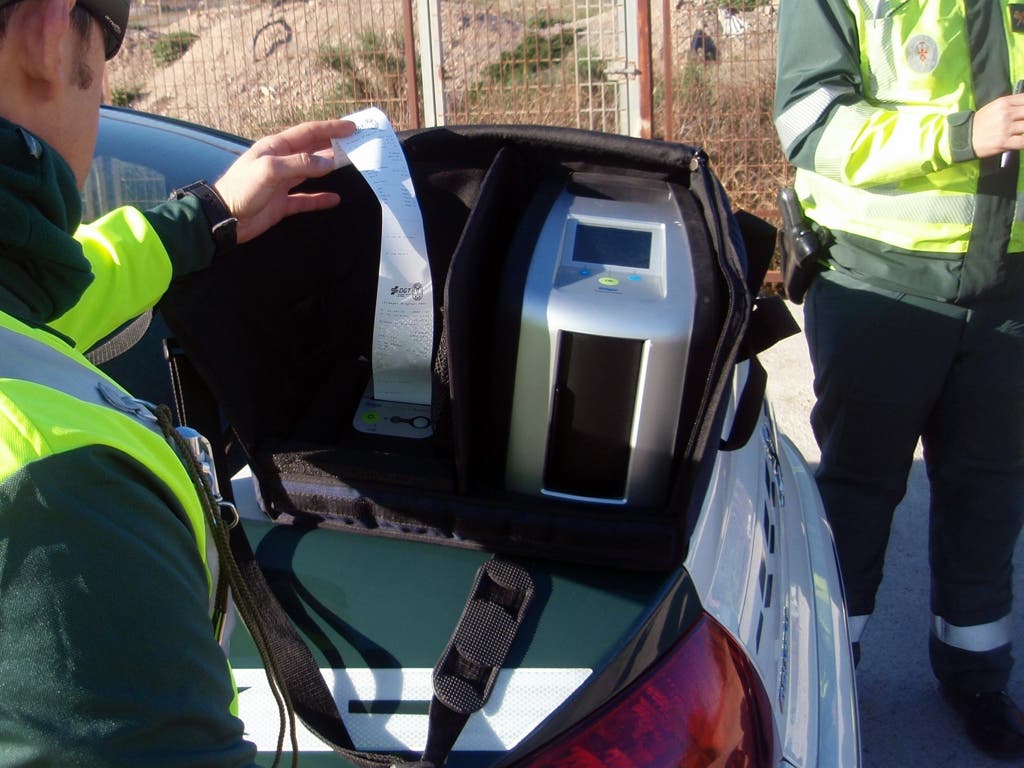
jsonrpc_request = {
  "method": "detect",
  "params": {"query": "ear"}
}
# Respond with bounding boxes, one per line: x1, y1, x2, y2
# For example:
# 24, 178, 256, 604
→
15, 0, 76, 91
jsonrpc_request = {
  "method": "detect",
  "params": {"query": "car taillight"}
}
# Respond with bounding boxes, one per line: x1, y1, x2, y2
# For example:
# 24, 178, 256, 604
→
516, 613, 774, 768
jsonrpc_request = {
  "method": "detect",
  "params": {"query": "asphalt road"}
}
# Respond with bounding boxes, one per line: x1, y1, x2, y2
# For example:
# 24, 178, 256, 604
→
760, 300, 1024, 768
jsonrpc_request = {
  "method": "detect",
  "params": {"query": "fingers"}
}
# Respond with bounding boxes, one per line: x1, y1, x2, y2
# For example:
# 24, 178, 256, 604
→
283, 191, 342, 216
972, 96, 1024, 158
257, 150, 337, 186
213, 119, 356, 244
253, 118, 355, 160
244, 119, 355, 186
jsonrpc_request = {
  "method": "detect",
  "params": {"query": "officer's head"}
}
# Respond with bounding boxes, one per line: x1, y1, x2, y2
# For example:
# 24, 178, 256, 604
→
0, 0, 130, 186
0, 0, 128, 58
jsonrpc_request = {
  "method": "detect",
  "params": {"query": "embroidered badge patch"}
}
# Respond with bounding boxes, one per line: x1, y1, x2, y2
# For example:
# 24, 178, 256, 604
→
1012, 5, 1024, 33
906, 34, 939, 73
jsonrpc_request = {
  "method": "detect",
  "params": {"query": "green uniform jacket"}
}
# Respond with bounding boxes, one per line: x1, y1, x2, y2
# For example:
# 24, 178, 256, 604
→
0, 118, 258, 767
774, 0, 1023, 304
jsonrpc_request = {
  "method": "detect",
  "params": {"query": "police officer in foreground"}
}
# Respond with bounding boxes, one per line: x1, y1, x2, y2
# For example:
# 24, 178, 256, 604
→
0, 0, 354, 763
775, 0, 1024, 760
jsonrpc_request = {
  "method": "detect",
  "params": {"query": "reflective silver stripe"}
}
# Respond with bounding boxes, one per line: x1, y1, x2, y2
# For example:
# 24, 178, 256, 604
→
812, 101, 879, 179
775, 84, 851, 154
816, 183, 976, 226
932, 615, 1012, 653
848, 614, 870, 643
1, 324, 112, 405
798, 171, 976, 250
0, 324, 160, 432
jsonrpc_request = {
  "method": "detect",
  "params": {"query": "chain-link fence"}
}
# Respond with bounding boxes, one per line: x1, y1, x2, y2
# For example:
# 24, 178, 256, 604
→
664, 3, 788, 221
109, 0, 422, 135
106, 0, 790, 223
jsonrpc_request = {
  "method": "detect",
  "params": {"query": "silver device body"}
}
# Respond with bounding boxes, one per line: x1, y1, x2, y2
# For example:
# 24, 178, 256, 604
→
504, 180, 697, 507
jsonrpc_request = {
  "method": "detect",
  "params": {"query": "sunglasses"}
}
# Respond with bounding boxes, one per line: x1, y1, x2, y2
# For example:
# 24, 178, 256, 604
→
77, 0, 130, 59
0, 0, 130, 60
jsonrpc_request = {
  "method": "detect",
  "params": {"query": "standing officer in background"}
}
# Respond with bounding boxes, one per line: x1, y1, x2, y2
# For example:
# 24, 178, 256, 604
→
774, 0, 1024, 759
0, 0, 354, 763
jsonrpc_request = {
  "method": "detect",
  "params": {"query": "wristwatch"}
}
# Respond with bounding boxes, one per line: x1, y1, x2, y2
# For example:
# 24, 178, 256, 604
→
170, 180, 238, 256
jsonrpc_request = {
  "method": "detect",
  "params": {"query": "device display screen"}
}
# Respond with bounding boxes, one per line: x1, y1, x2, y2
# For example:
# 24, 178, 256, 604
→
572, 223, 652, 270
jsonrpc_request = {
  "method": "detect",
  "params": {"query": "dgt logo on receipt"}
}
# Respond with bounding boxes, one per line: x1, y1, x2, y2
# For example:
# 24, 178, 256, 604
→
390, 283, 425, 301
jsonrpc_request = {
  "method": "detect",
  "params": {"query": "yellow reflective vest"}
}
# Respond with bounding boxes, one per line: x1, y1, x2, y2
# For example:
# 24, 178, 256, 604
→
775, 0, 1024, 270
0, 206, 235, 711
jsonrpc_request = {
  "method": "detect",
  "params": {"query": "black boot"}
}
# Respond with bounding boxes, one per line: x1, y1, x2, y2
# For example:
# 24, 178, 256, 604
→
942, 687, 1024, 759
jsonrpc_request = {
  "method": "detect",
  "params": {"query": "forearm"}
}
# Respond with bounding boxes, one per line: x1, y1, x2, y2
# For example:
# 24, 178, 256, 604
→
54, 206, 175, 349
774, 0, 861, 166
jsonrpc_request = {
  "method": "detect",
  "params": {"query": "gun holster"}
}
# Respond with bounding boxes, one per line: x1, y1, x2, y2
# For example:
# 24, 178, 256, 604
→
777, 187, 829, 304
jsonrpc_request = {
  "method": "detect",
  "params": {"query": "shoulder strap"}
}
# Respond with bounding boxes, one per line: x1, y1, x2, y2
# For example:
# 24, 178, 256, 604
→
85, 309, 154, 365
421, 558, 535, 767
229, 517, 536, 768
165, 339, 540, 766
225, 519, 398, 768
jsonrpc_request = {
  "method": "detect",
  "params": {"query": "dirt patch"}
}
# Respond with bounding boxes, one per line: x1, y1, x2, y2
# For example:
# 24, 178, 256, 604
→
108, 0, 532, 135
107, 0, 777, 137
105, 0, 785, 229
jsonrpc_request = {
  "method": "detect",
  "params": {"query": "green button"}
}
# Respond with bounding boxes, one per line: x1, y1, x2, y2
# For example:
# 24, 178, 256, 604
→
361, 411, 380, 423
598, 276, 620, 286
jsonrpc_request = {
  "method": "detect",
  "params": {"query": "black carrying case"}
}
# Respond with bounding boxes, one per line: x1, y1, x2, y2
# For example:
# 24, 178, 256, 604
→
160, 124, 789, 572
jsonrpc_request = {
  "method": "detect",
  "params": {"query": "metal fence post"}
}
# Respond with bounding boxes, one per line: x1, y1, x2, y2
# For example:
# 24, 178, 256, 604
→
417, 0, 445, 127
619, 0, 643, 138
661, 0, 673, 141
402, 0, 421, 129
637, 0, 653, 139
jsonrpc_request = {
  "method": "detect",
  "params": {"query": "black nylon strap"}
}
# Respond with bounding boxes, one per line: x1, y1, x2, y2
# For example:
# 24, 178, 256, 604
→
228, 528, 536, 768
420, 700, 469, 768
422, 558, 535, 767
163, 338, 237, 495
163, 344, 528, 768
227, 521, 401, 768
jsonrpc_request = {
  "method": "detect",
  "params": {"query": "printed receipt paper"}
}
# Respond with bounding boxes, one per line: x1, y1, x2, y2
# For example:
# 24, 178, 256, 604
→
333, 109, 434, 439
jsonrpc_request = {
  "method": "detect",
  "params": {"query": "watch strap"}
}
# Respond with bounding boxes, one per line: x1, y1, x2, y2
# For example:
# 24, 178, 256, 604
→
171, 180, 238, 256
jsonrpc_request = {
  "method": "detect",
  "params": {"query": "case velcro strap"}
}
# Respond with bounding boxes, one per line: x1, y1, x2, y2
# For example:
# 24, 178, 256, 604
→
421, 558, 535, 767
433, 557, 535, 713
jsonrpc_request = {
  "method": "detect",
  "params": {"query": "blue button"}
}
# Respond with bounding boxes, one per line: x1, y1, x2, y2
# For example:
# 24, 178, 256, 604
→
579, 269, 591, 276
628, 274, 641, 281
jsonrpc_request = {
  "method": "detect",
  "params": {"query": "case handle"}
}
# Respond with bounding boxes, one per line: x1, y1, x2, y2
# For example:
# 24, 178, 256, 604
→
720, 355, 767, 452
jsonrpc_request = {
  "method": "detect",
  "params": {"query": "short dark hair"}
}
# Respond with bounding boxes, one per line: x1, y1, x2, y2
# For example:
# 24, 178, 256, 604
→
0, 3, 15, 40
69, 5, 96, 89
0, 3, 98, 52
69, 3, 92, 42
0, 3, 96, 91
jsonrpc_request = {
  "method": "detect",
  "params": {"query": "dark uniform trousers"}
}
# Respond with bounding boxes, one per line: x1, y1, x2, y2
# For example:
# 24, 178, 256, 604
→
805, 269, 1024, 693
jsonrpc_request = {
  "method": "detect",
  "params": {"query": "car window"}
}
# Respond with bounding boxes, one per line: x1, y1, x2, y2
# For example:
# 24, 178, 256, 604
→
86, 108, 246, 405
82, 155, 170, 220
87, 108, 246, 219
